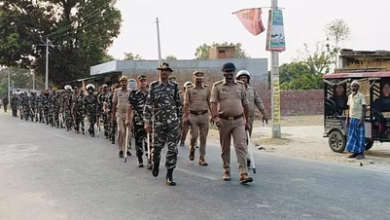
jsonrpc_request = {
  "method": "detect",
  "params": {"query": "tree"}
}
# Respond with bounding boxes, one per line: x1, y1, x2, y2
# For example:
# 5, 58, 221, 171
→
0, 0, 122, 85
165, 55, 177, 60
101, 54, 115, 62
325, 19, 351, 67
194, 42, 250, 59
124, 52, 143, 60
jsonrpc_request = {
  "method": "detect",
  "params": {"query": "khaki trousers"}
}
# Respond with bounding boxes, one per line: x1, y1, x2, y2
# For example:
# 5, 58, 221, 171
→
116, 116, 129, 151
189, 113, 209, 158
218, 117, 248, 174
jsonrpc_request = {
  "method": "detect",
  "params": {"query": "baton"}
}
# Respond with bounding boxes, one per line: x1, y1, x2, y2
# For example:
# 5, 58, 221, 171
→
124, 126, 129, 163
246, 131, 256, 174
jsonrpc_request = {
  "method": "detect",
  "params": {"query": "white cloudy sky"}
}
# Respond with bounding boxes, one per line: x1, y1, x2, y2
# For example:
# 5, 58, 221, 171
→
107, 0, 389, 65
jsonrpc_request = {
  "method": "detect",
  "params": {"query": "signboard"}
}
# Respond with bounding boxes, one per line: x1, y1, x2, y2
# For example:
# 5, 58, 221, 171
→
266, 9, 286, 51
272, 79, 281, 125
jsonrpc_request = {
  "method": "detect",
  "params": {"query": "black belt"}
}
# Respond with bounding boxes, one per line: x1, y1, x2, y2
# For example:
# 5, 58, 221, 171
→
190, 110, 208, 115
219, 113, 243, 121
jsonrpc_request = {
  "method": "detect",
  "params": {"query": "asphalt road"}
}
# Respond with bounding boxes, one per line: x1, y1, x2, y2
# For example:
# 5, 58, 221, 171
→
1, 112, 390, 220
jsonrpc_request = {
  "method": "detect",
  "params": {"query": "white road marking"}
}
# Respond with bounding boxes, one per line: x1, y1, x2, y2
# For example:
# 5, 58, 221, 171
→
53, 134, 74, 141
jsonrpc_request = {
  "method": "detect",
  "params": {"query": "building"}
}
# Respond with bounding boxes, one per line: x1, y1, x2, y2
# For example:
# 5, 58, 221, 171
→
208, 46, 236, 59
86, 58, 268, 88
338, 49, 390, 69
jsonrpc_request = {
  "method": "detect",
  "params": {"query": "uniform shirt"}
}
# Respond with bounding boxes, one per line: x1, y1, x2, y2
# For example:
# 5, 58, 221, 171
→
184, 84, 210, 112
210, 79, 248, 116
347, 92, 366, 119
246, 86, 265, 117
84, 94, 98, 115
62, 92, 72, 111
144, 80, 183, 123
113, 88, 130, 118
129, 89, 148, 125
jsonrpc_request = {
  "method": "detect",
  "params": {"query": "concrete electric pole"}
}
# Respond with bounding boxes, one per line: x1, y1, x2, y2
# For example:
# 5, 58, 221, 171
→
39, 38, 55, 90
155, 17, 162, 65
271, 0, 282, 138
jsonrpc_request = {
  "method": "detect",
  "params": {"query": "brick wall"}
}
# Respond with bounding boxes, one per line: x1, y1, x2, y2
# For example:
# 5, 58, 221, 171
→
122, 71, 323, 116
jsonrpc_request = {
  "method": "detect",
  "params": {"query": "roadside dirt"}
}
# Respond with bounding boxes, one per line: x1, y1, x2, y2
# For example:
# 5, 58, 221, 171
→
204, 115, 390, 171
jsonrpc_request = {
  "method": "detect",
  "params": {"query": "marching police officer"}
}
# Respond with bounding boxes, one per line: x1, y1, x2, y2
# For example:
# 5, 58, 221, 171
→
210, 62, 253, 184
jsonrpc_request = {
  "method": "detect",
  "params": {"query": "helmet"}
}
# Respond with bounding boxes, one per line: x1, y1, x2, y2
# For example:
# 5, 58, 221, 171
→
64, 85, 72, 90
102, 84, 108, 88
86, 84, 95, 90
236, 70, 251, 79
184, 81, 193, 87
221, 62, 236, 72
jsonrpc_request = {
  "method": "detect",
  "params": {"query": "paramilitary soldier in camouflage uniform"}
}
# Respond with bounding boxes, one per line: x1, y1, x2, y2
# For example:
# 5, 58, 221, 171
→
10, 93, 19, 117
52, 90, 62, 128
29, 92, 37, 122
63, 85, 73, 131
21, 92, 30, 121
73, 89, 85, 134
109, 84, 120, 144
84, 84, 99, 137
144, 63, 183, 186
71, 87, 79, 130
98, 84, 110, 139
126, 75, 149, 167
42, 89, 50, 124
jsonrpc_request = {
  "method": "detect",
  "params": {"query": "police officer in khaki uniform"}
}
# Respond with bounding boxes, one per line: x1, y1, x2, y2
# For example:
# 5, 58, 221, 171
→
236, 70, 268, 167
112, 76, 132, 158
179, 81, 193, 147
210, 62, 253, 184
184, 72, 211, 166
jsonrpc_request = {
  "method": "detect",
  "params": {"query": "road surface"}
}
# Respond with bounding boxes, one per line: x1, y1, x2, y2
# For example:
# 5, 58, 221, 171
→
1, 112, 390, 220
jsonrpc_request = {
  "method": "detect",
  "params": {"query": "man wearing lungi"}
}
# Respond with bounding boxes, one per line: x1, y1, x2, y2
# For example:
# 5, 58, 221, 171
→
346, 80, 367, 159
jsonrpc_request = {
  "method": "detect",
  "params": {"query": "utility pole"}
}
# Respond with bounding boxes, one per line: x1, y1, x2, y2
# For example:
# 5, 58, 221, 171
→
271, 0, 281, 138
155, 17, 162, 65
39, 38, 55, 90
32, 70, 35, 91
7, 69, 10, 108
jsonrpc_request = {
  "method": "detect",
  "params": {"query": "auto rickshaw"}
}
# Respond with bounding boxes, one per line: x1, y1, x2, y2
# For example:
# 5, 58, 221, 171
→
322, 68, 390, 153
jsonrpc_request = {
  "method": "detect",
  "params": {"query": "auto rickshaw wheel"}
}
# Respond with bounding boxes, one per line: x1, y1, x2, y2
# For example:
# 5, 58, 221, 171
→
365, 139, 374, 151
328, 130, 346, 153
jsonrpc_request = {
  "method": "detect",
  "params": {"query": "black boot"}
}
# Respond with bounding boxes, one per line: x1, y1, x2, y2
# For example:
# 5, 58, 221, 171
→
152, 160, 160, 177
166, 169, 176, 186
137, 156, 144, 168
119, 151, 124, 158
247, 158, 251, 167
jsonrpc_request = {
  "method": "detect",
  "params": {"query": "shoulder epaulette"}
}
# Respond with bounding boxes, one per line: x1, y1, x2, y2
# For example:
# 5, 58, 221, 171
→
214, 80, 224, 86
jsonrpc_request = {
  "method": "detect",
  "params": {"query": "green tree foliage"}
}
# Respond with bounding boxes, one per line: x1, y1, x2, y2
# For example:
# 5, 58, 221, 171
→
165, 55, 177, 61
0, 0, 122, 86
195, 42, 250, 59
279, 19, 351, 90
124, 52, 143, 60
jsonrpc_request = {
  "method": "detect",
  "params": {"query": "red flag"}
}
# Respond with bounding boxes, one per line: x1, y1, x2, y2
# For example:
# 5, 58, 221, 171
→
233, 8, 265, 36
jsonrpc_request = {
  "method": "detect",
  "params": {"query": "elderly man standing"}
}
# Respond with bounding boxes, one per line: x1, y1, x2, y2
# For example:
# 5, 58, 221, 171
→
236, 70, 268, 167
112, 76, 132, 158
144, 63, 182, 186
184, 72, 211, 166
346, 80, 367, 160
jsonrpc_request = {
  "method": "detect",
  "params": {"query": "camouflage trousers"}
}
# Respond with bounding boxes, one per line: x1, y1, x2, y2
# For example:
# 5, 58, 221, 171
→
64, 109, 72, 129
102, 114, 109, 138
48, 108, 54, 125
152, 120, 179, 169
53, 110, 60, 127
44, 108, 49, 124
133, 123, 149, 157
74, 112, 85, 133
23, 106, 29, 121
86, 114, 97, 135
109, 115, 117, 142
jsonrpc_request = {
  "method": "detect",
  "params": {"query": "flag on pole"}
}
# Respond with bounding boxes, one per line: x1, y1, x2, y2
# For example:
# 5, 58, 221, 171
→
232, 8, 265, 36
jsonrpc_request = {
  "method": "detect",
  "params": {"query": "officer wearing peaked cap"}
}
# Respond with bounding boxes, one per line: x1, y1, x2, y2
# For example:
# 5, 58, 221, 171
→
112, 75, 132, 158
210, 62, 253, 184
184, 71, 211, 166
